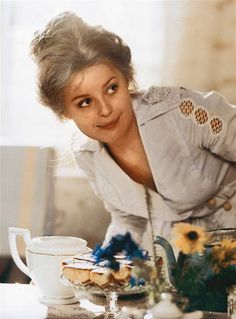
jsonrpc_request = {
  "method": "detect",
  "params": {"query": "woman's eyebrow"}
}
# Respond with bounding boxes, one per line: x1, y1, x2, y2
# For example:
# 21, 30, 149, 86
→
102, 76, 117, 87
72, 76, 117, 101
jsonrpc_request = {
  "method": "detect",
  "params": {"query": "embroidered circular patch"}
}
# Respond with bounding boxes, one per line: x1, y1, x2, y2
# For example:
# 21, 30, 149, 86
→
179, 99, 195, 118
193, 107, 209, 125
209, 117, 223, 135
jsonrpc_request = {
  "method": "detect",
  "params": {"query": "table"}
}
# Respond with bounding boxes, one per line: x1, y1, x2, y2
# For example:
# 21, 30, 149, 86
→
0, 284, 228, 319
0, 283, 148, 318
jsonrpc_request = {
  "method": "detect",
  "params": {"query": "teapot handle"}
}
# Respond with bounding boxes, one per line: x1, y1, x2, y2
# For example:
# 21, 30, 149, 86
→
8, 227, 32, 278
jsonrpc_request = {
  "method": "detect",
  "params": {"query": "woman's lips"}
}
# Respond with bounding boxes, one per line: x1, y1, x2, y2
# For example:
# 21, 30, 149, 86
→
97, 116, 120, 130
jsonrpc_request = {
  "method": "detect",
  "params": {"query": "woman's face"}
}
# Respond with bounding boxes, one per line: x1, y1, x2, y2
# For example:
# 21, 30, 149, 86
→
63, 62, 136, 146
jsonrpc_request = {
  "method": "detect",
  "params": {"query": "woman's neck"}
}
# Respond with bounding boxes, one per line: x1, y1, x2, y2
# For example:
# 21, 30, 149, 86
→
105, 122, 157, 192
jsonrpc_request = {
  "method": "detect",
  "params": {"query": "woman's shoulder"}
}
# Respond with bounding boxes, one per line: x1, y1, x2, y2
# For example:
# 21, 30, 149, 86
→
134, 87, 235, 141
133, 86, 181, 124
70, 130, 99, 179
135, 86, 235, 115
137, 85, 234, 102
138, 86, 171, 104
70, 130, 99, 155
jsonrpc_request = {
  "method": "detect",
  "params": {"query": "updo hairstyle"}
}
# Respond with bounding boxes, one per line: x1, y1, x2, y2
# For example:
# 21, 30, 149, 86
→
30, 11, 135, 118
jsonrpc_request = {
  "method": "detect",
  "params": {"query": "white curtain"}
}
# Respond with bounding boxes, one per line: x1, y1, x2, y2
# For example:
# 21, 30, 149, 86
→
161, 0, 236, 103
1, 0, 235, 155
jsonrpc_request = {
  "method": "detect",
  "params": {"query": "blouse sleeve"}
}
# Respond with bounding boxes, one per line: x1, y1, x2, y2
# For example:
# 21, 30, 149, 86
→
102, 201, 148, 246
179, 88, 236, 162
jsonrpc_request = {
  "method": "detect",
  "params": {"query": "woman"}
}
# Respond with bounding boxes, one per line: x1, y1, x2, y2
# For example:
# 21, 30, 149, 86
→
31, 11, 236, 248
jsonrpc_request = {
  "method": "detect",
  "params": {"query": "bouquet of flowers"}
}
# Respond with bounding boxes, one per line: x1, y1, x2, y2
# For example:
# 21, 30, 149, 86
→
92, 226, 236, 313
171, 223, 236, 312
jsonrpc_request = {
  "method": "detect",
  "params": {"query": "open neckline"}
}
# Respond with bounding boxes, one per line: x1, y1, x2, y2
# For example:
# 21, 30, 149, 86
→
103, 143, 159, 194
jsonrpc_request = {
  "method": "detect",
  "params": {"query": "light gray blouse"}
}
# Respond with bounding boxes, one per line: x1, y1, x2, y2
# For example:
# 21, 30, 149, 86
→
71, 86, 236, 245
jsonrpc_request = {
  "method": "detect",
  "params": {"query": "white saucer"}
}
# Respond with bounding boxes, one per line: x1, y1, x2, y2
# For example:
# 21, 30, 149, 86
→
38, 295, 78, 305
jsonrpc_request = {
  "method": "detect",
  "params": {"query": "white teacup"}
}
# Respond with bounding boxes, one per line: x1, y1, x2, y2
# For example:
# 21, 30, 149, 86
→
8, 227, 90, 304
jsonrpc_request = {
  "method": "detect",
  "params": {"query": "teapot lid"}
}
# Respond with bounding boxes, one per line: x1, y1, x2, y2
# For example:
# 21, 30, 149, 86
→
27, 236, 89, 255
151, 293, 183, 319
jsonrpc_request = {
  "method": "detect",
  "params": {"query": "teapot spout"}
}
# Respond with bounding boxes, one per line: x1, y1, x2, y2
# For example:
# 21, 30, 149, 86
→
154, 236, 177, 287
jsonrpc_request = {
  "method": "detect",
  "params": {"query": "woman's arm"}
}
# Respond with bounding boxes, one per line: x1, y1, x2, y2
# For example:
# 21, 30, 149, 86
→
102, 201, 148, 246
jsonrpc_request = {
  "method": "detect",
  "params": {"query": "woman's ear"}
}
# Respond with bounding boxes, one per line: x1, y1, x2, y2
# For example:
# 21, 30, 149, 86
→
128, 81, 138, 94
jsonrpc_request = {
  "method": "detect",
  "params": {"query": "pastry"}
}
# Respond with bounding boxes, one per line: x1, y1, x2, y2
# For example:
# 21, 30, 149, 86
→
62, 253, 133, 287
111, 264, 132, 283
62, 261, 95, 284
89, 267, 112, 287
73, 252, 96, 263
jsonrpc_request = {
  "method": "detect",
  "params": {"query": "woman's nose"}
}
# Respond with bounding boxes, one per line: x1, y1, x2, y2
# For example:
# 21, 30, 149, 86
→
98, 99, 112, 116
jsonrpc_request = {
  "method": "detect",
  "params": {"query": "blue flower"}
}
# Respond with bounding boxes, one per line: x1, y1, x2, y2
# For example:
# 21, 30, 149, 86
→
92, 232, 148, 270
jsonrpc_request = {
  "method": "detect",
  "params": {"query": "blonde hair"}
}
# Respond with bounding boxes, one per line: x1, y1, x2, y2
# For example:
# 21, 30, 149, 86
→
30, 11, 135, 118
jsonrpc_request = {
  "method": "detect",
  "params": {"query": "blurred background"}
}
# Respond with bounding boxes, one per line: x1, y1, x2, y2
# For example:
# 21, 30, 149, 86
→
1, 0, 236, 283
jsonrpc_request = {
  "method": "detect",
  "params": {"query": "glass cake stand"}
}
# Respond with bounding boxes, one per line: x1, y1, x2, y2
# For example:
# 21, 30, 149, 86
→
61, 274, 147, 318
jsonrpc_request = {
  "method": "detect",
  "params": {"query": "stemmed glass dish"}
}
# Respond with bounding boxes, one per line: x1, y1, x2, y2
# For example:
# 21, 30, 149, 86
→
61, 233, 151, 317
61, 274, 147, 318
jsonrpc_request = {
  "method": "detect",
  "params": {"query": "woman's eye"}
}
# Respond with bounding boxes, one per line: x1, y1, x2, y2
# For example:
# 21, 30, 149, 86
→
107, 83, 118, 95
78, 98, 91, 108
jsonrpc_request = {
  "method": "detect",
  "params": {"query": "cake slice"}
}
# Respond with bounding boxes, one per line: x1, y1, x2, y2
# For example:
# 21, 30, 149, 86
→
89, 266, 112, 287
111, 264, 132, 283
73, 252, 96, 263
62, 253, 134, 287
62, 261, 95, 284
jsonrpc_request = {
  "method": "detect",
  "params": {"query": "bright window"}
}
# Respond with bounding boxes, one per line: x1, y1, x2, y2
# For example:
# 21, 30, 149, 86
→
1, 1, 165, 148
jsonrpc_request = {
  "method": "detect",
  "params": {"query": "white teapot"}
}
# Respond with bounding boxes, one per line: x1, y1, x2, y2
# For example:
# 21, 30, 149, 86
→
8, 227, 90, 304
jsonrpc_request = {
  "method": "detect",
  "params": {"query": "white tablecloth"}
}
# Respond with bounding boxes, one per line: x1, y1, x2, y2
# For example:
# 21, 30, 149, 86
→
0, 284, 228, 319
0, 283, 147, 318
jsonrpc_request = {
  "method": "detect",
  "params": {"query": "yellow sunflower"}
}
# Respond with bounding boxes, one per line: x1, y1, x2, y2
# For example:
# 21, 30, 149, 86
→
172, 223, 208, 254
212, 239, 236, 270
